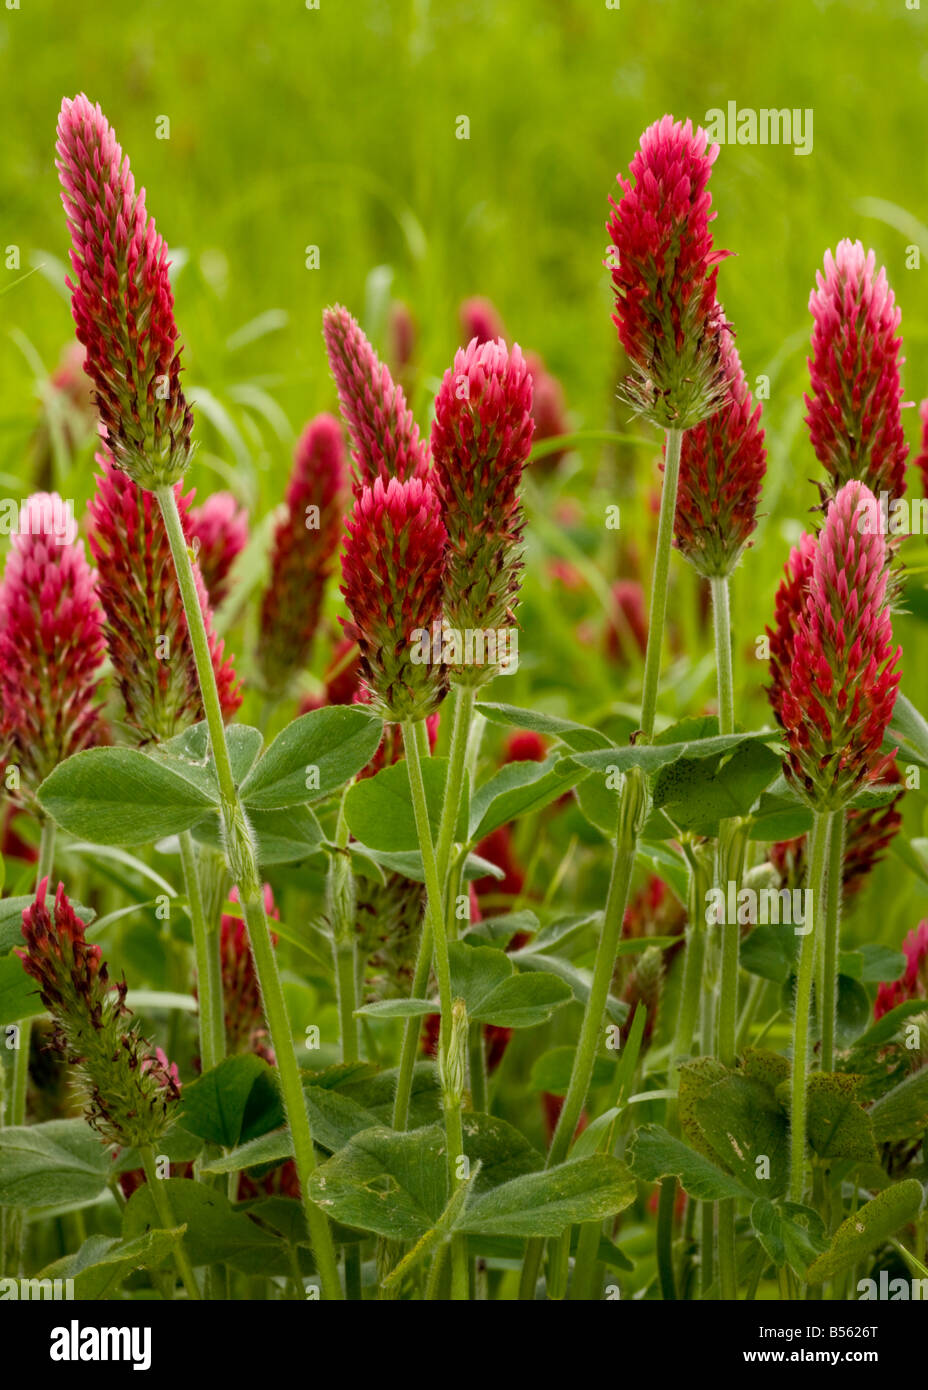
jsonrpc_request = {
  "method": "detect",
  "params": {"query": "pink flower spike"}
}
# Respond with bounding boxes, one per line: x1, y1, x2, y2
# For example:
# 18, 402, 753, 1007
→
0, 492, 106, 795
805, 240, 908, 497
55, 95, 193, 488
607, 114, 728, 429
323, 305, 429, 490
258, 414, 348, 694
187, 491, 248, 607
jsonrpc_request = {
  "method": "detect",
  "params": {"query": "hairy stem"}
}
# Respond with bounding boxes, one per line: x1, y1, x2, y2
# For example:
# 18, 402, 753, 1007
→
820, 811, 845, 1074
179, 830, 225, 1073
789, 812, 831, 1203
140, 1147, 202, 1300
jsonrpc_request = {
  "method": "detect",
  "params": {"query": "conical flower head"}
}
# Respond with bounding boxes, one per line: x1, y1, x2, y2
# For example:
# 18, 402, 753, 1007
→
323, 305, 429, 490
18, 880, 180, 1147
56, 94, 193, 488
187, 491, 248, 607
672, 325, 767, 577
607, 115, 728, 429
805, 240, 907, 497
770, 481, 901, 809
431, 337, 533, 685
88, 452, 241, 742
340, 476, 447, 720
258, 414, 348, 694
0, 493, 106, 794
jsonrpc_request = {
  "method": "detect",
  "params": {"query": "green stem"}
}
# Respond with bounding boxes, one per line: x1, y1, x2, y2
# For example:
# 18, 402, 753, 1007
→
570, 1220, 603, 1301
639, 426, 682, 740
468, 1021, 487, 1113
436, 685, 476, 935
657, 1179, 678, 1301
789, 812, 831, 1204
331, 790, 359, 1064
821, 811, 845, 1075
155, 483, 342, 1301
179, 830, 225, 1073
140, 1147, 201, 1300
401, 719, 468, 1301
709, 575, 734, 737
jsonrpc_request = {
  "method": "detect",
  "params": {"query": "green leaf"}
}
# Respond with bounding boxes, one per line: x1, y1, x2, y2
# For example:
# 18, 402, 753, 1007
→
835, 974, 872, 1047
511, 948, 627, 1025
840, 944, 906, 985
574, 771, 619, 838
348, 845, 497, 885
653, 741, 781, 834
748, 790, 813, 841
560, 730, 780, 780
0, 952, 46, 1025
474, 703, 612, 752
852, 1000, 928, 1051
239, 706, 383, 810
0, 1119, 110, 1207
750, 1199, 828, 1276
152, 721, 263, 798
459, 1155, 635, 1237
204, 1085, 383, 1173
805, 1181, 925, 1284
804, 1074, 878, 1162
463, 908, 540, 946
629, 1124, 750, 1201
306, 1117, 543, 1240
869, 1066, 928, 1143
344, 757, 467, 852
37, 747, 217, 846
0, 896, 94, 955
193, 804, 324, 864
691, 1071, 790, 1197
179, 1055, 279, 1148
35, 1228, 184, 1299
468, 758, 589, 841
887, 691, 928, 767
354, 998, 435, 1020
741, 921, 799, 983
123, 1179, 288, 1275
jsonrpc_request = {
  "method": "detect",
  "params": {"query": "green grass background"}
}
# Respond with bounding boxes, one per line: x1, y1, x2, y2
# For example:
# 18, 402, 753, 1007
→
2, 0, 928, 956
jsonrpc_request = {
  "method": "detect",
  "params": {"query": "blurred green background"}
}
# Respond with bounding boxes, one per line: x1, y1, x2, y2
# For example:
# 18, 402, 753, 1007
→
3, 0, 928, 952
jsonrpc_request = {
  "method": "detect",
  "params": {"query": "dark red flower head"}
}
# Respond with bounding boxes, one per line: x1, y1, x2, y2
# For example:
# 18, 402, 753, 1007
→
672, 324, 767, 577
340, 476, 448, 720
805, 240, 907, 498
431, 337, 534, 684
258, 414, 348, 694
56, 94, 193, 488
323, 305, 429, 490
0, 493, 106, 794
607, 115, 728, 429
769, 481, 901, 809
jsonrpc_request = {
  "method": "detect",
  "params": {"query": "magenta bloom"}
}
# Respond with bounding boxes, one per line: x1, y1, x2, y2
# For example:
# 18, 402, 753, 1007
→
323, 305, 429, 490
875, 921, 928, 1019
19, 879, 180, 1146
340, 476, 447, 720
769, 481, 901, 809
258, 414, 347, 693
607, 115, 727, 428
56, 94, 193, 488
187, 491, 248, 607
766, 531, 818, 738
805, 240, 907, 497
88, 453, 242, 742
672, 325, 767, 577
914, 399, 928, 497
431, 337, 534, 683
0, 493, 106, 794
460, 297, 506, 346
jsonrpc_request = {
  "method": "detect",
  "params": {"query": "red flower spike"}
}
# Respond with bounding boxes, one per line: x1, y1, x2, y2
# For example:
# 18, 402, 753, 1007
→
765, 531, 818, 737
323, 305, 429, 490
0, 493, 106, 794
875, 921, 928, 1020
914, 399, 928, 498
805, 240, 907, 498
607, 115, 728, 429
431, 337, 534, 685
187, 491, 248, 607
218, 886, 279, 1063
88, 452, 242, 742
339, 476, 448, 721
258, 414, 348, 694
18, 879, 180, 1147
460, 297, 506, 346
671, 325, 767, 577
769, 481, 901, 810
56, 95, 193, 488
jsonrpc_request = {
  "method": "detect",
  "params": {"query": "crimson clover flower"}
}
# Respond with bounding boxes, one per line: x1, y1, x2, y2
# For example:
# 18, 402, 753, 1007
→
323, 305, 429, 490
672, 325, 767, 577
257, 413, 348, 693
339, 475, 448, 721
187, 491, 248, 607
805, 240, 908, 498
0, 492, 106, 795
88, 452, 241, 742
767, 480, 901, 809
18, 880, 180, 1147
607, 114, 728, 429
431, 337, 534, 684
875, 921, 928, 1020
56, 94, 193, 488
